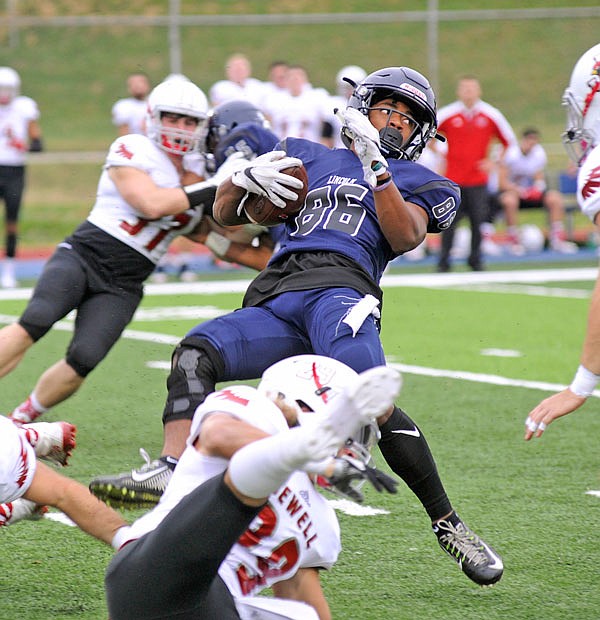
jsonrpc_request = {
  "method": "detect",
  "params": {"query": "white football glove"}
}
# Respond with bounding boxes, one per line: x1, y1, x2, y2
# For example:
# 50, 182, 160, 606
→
210, 151, 249, 186
336, 107, 388, 188
231, 150, 304, 209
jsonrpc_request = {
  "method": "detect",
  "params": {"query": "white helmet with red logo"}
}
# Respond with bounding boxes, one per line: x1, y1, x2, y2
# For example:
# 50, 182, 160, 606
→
258, 355, 383, 502
145, 78, 208, 155
258, 354, 360, 416
562, 43, 600, 164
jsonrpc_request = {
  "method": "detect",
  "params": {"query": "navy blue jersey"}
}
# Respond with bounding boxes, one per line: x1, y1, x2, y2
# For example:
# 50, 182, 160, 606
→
271, 138, 460, 284
214, 123, 280, 167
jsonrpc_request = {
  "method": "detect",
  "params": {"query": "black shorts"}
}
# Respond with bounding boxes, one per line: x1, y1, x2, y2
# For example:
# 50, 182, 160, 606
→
0, 165, 25, 222
19, 245, 143, 376
105, 474, 260, 620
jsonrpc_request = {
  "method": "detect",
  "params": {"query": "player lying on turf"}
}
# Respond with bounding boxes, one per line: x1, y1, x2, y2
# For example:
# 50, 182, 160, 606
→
105, 356, 401, 620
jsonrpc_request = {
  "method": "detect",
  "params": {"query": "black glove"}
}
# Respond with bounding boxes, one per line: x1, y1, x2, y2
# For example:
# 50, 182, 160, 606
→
324, 454, 398, 503
29, 137, 43, 153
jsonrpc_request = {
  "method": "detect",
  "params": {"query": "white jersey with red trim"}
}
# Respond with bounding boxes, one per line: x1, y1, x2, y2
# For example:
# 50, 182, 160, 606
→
0, 416, 37, 504
578, 144, 600, 222
0, 95, 40, 165
218, 469, 341, 598
122, 386, 290, 543
121, 385, 341, 596
87, 134, 204, 264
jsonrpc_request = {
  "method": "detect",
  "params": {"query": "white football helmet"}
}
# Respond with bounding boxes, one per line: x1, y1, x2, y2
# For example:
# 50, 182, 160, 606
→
562, 43, 600, 164
258, 354, 382, 501
519, 224, 545, 253
145, 79, 209, 155
336, 65, 367, 99
0, 66, 20, 105
258, 354, 360, 417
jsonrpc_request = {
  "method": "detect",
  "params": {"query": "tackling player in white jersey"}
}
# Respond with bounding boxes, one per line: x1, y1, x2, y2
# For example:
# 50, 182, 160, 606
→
105, 356, 401, 620
0, 77, 225, 426
525, 42, 600, 439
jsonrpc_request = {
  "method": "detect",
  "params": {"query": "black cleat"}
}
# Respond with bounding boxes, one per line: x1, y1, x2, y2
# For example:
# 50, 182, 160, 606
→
433, 513, 503, 586
89, 448, 176, 505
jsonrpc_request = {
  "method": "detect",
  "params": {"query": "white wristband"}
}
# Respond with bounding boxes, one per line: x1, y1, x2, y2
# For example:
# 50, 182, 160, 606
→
569, 364, 600, 397
205, 231, 232, 258
111, 525, 132, 550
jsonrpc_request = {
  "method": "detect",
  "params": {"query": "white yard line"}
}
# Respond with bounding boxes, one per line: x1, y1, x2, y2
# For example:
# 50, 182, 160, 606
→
0, 266, 598, 302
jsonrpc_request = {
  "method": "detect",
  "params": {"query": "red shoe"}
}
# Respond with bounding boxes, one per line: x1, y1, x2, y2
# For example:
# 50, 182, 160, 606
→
22, 421, 77, 467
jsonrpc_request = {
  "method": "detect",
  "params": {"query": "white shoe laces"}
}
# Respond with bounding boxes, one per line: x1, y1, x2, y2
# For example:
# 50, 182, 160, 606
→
435, 519, 487, 566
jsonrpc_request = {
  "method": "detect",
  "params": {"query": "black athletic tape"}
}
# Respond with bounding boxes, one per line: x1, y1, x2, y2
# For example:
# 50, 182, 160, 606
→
183, 183, 217, 209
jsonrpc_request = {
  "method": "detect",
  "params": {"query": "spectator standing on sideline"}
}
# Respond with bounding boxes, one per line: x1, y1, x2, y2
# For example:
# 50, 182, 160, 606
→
525, 43, 600, 440
263, 65, 330, 144
435, 75, 517, 272
259, 60, 290, 101
494, 127, 577, 255
111, 71, 152, 136
0, 66, 43, 289
209, 53, 265, 108
0, 77, 223, 425
93, 67, 504, 588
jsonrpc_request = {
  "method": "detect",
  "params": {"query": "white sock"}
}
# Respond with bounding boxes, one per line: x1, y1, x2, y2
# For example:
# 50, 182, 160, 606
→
29, 393, 48, 414
228, 426, 324, 499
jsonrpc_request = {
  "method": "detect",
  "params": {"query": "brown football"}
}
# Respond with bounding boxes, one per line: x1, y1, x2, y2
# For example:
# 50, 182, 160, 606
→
242, 165, 308, 227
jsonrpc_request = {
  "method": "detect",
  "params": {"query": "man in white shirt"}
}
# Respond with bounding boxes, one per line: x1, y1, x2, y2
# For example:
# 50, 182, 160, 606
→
495, 127, 577, 254
0, 77, 226, 426
209, 54, 265, 108
263, 65, 330, 144
105, 356, 401, 620
111, 72, 152, 136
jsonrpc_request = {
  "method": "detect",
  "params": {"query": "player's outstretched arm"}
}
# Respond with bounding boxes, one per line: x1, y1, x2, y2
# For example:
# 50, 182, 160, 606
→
525, 272, 600, 440
23, 461, 127, 545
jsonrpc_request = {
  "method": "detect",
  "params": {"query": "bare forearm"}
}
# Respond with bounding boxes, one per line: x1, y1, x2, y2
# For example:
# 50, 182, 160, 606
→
213, 179, 251, 225
374, 186, 427, 253
580, 274, 600, 374
24, 463, 127, 545
272, 568, 331, 620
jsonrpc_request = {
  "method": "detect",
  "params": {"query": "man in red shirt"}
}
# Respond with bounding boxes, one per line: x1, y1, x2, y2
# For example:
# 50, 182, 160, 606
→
435, 76, 516, 271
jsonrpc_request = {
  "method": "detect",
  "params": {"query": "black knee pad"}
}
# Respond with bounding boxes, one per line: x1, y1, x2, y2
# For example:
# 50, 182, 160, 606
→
162, 337, 225, 425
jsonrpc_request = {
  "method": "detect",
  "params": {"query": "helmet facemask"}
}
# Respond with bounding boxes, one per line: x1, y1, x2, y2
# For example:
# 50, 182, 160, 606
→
562, 89, 591, 164
316, 420, 381, 503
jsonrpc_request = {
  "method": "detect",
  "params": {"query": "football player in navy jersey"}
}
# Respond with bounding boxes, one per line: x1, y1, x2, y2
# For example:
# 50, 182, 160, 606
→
92, 67, 504, 587
197, 99, 286, 268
